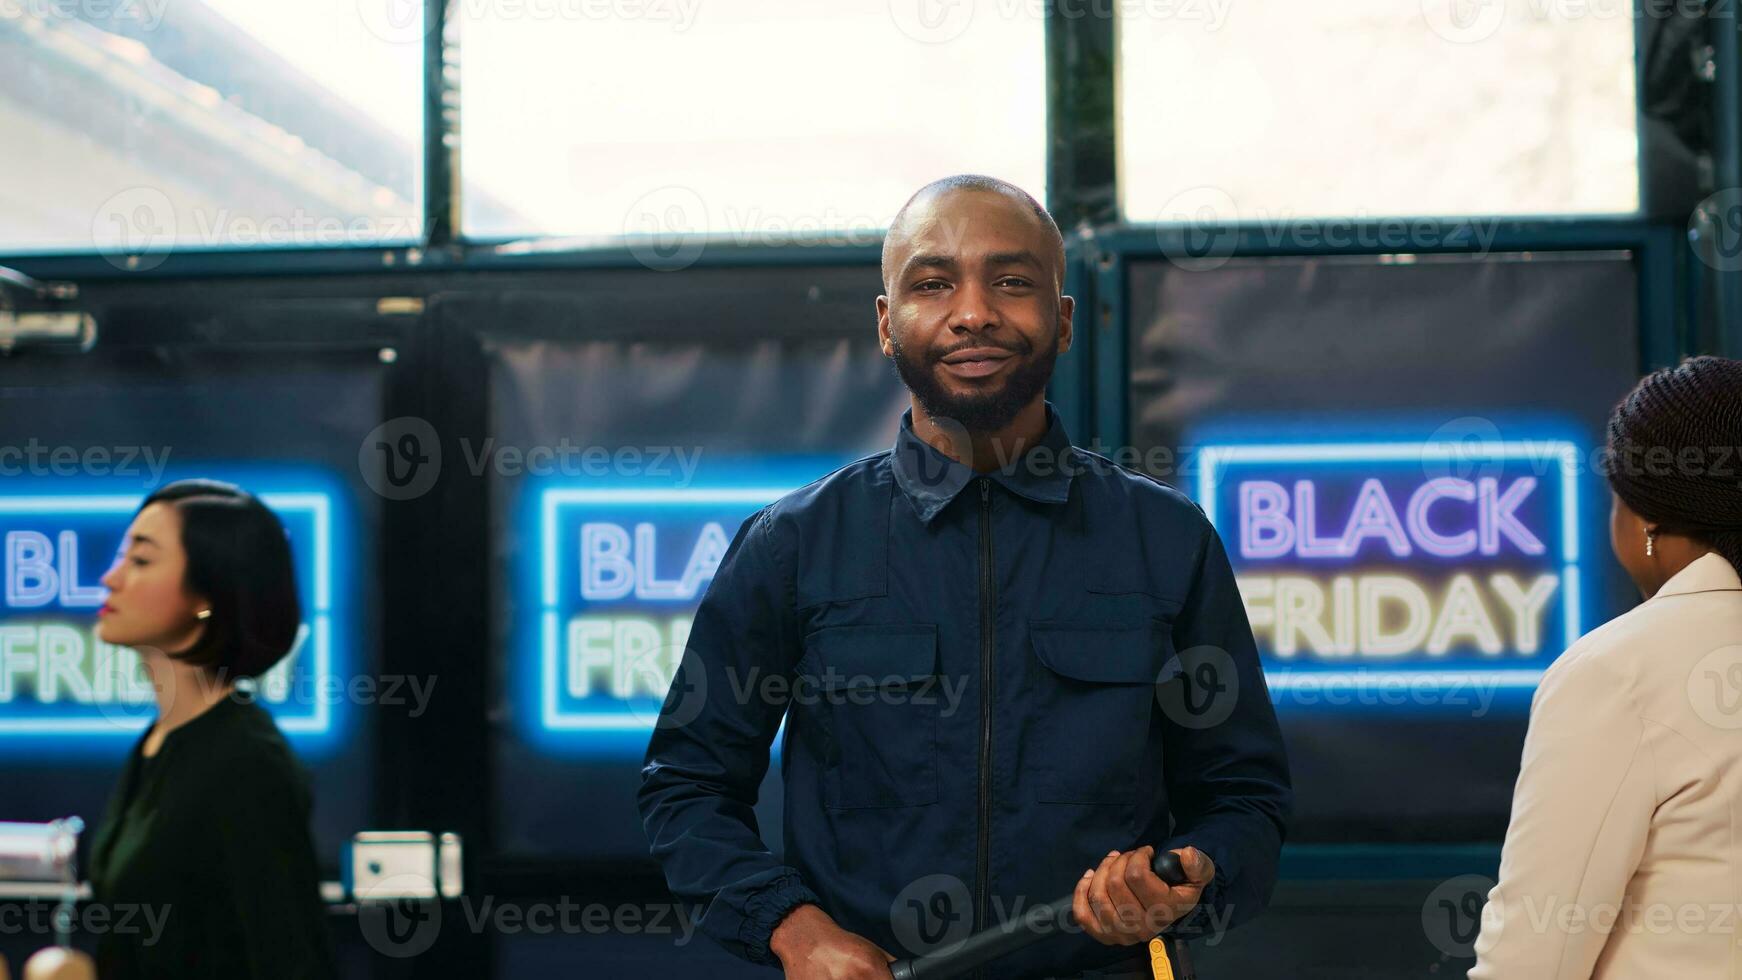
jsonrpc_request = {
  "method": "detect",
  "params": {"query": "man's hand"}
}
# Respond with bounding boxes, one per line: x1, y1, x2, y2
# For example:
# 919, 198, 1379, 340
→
770, 903, 896, 979
1072, 845, 1215, 945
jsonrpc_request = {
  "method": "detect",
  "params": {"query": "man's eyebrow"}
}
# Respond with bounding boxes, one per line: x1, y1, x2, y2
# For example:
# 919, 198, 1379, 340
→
901, 253, 958, 276
901, 250, 1044, 276
985, 250, 1043, 268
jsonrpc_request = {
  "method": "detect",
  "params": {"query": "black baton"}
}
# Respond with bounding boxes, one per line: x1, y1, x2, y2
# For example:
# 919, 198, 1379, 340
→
887, 849, 1190, 980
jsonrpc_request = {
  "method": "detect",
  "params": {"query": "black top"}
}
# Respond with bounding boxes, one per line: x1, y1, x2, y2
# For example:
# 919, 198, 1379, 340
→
88, 692, 336, 979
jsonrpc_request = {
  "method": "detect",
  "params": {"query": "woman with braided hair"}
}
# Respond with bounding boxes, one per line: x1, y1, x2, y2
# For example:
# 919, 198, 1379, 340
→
1472, 356, 1742, 980
1605, 355, 1742, 596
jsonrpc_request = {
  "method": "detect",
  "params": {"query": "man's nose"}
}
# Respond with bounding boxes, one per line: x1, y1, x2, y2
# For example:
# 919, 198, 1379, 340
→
948, 278, 998, 332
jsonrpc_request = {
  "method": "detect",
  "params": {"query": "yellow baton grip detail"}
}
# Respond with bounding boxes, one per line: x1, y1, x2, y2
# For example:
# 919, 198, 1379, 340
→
1147, 936, 1175, 980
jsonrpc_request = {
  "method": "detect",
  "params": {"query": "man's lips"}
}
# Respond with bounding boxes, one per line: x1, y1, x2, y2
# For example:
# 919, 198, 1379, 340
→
939, 346, 1016, 364
937, 346, 1016, 379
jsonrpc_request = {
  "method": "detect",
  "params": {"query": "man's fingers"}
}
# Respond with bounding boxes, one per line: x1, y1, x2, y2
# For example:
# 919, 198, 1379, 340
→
1176, 846, 1216, 887
1072, 866, 1109, 944
1121, 846, 1173, 921
1081, 846, 1216, 945
1102, 850, 1146, 933
1086, 849, 1122, 939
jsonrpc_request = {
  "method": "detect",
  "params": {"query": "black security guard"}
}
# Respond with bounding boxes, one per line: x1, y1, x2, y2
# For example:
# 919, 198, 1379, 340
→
638, 175, 1291, 980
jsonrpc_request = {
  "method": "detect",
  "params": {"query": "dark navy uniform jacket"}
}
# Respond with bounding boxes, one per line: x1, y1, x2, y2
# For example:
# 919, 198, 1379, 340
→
638, 401, 1292, 979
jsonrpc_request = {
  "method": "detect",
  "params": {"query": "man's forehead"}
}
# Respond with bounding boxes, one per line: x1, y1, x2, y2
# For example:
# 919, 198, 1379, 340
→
899, 189, 1037, 237
894, 204, 1047, 264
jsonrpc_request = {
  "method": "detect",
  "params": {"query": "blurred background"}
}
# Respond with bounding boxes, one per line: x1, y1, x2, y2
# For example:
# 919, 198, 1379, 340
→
0, 0, 1737, 976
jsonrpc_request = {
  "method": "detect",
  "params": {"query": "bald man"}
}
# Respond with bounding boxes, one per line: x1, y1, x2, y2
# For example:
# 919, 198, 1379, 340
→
639, 175, 1291, 980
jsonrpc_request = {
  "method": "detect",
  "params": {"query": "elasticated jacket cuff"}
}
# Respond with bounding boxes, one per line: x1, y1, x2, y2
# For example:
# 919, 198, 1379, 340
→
740, 869, 823, 966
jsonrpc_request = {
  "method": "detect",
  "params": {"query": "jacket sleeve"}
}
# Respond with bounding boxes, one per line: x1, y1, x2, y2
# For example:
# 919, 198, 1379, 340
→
1159, 522, 1293, 940
1468, 647, 1653, 979
637, 507, 820, 966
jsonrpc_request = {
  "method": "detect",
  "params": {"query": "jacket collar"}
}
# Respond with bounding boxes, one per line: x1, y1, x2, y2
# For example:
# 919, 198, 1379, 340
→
890, 400, 1079, 523
1653, 551, 1742, 600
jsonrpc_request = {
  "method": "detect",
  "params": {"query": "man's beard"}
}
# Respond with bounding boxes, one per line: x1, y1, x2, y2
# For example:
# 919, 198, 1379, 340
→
890, 329, 1059, 433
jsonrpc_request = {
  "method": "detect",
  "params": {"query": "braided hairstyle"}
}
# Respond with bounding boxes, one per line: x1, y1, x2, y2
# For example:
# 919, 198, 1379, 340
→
1604, 355, 1742, 574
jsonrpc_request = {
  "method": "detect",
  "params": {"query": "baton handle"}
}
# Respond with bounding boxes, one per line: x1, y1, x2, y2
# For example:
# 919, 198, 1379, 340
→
887, 849, 1188, 980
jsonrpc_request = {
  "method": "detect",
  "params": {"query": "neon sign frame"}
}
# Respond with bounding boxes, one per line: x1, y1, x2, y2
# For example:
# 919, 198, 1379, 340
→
1194, 440, 1584, 693
536, 486, 800, 733
0, 487, 340, 740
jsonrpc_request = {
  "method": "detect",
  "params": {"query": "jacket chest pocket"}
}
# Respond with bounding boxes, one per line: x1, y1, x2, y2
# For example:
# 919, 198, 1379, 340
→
801, 624, 941, 809
1028, 621, 1181, 805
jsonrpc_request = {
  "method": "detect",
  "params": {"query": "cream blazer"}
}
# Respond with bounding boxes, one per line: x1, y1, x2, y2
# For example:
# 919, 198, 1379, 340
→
1471, 552, 1742, 979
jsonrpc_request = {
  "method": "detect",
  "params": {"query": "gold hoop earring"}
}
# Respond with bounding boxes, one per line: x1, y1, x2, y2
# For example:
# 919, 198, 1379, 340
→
196, 608, 212, 620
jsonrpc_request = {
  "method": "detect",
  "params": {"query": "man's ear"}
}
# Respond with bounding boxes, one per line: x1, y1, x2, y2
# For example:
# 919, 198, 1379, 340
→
1057, 295, 1075, 355
876, 296, 894, 357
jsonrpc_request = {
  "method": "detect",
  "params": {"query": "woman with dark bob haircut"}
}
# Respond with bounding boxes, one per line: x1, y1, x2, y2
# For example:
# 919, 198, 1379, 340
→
87, 479, 336, 979
1473, 355, 1742, 978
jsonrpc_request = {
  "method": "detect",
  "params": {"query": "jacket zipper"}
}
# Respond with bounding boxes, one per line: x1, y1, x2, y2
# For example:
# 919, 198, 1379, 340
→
975, 477, 995, 975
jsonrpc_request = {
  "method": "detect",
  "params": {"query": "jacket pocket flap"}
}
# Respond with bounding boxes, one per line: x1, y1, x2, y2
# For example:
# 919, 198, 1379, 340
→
806, 624, 939, 689
1030, 622, 1181, 684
